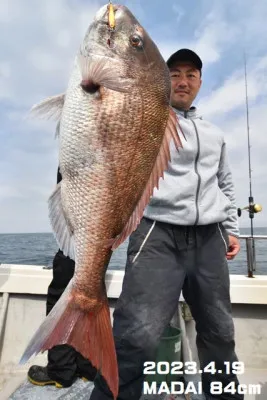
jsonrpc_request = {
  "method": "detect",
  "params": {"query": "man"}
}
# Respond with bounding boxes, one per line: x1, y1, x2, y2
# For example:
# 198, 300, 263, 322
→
27, 168, 97, 388
90, 49, 243, 400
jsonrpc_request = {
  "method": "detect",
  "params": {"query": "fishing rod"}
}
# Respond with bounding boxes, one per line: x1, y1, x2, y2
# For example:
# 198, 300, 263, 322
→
237, 53, 262, 276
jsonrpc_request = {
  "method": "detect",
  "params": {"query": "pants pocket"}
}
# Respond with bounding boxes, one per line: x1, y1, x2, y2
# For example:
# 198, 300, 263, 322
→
127, 217, 156, 264
217, 223, 229, 253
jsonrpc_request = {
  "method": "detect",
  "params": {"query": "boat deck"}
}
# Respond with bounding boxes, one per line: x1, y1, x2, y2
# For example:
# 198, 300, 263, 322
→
6, 369, 267, 399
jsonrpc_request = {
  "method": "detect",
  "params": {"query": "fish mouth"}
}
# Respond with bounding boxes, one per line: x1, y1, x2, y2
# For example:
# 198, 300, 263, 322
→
94, 3, 122, 24
92, 4, 131, 51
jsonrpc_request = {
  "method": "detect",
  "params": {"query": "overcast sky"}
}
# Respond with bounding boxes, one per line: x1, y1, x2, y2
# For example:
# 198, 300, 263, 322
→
1, 0, 267, 233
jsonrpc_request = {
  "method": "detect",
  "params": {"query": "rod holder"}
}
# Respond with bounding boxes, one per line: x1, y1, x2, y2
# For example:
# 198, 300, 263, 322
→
245, 237, 256, 278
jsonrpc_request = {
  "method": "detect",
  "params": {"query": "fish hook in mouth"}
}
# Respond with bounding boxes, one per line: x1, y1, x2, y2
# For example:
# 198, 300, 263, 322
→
107, 1, 116, 30
106, 2, 118, 49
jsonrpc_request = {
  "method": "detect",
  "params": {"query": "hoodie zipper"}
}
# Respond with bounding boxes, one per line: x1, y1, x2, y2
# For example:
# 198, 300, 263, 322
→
183, 111, 201, 225
192, 120, 201, 225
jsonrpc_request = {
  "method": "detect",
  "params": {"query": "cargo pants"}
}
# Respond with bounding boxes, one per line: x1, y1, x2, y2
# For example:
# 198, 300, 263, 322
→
90, 217, 244, 400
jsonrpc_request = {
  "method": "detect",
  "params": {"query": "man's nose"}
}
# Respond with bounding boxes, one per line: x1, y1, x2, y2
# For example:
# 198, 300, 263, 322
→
177, 79, 187, 88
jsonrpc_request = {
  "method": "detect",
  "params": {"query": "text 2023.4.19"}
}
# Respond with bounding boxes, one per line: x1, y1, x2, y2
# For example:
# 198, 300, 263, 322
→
143, 361, 245, 375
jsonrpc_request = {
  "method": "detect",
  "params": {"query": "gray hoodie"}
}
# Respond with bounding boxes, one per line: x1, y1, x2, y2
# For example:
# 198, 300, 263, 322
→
143, 107, 240, 237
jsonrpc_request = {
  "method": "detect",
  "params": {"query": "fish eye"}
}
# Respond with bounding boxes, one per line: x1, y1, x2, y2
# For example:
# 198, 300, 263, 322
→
130, 34, 143, 48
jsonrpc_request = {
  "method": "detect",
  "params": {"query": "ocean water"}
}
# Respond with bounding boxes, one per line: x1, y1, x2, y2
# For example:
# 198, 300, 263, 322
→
0, 227, 266, 275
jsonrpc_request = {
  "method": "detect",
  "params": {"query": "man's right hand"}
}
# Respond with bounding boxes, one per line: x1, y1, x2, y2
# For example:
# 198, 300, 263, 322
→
226, 235, 240, 260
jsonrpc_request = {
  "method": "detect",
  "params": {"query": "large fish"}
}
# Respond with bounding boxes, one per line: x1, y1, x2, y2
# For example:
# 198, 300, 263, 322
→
20, 3, 183, 399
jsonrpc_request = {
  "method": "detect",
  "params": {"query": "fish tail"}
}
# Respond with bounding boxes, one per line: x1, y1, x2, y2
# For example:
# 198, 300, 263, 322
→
19, 282, 118, 399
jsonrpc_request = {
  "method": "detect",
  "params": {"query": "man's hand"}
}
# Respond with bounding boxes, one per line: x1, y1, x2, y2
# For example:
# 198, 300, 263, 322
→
226, 235, 240, 260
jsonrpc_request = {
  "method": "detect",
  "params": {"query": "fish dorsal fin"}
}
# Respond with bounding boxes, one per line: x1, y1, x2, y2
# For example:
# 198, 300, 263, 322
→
111, 107, 183, 250
29, 93, 65, 120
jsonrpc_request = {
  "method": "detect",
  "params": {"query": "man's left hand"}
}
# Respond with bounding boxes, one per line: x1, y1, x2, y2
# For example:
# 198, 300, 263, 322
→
226, 235, 240, 260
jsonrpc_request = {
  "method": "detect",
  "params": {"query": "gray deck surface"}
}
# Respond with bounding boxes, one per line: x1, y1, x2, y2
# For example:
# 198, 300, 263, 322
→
8, 378, 186, 400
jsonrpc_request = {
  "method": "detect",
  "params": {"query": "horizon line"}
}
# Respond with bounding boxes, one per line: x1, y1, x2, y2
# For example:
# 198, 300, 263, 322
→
1, 226, 267, 235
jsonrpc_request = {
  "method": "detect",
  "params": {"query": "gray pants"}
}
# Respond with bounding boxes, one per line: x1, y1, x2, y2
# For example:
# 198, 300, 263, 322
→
90, 217, 243, 400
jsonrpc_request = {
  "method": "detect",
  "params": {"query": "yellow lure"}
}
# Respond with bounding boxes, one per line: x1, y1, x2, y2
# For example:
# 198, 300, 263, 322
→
108, 2, 115, 29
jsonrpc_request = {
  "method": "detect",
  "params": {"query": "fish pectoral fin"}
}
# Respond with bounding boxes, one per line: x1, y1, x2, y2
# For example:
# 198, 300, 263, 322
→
28, 93, 65, 121
111, 107, 184, 250
48, 182, 75, 260
77, 53, 132, 93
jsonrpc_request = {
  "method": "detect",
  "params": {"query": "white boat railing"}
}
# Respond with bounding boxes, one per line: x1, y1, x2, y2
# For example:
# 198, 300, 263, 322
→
239, 234, 267, 278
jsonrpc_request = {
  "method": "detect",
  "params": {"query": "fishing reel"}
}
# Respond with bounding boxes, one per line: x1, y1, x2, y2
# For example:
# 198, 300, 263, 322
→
237, 201, 262, 218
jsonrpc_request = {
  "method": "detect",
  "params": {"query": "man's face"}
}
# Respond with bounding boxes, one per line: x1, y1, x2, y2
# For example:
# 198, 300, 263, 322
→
169, 62, 202, 110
